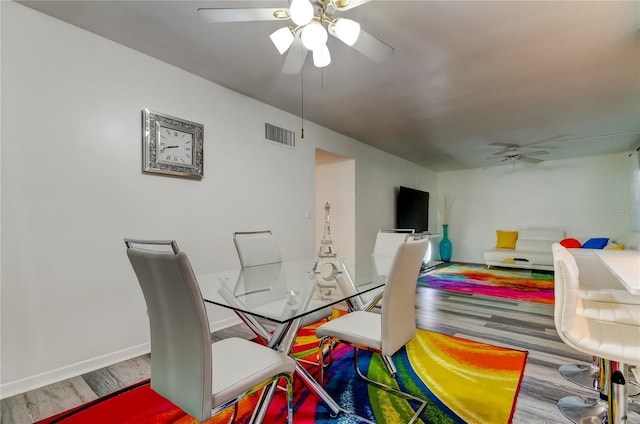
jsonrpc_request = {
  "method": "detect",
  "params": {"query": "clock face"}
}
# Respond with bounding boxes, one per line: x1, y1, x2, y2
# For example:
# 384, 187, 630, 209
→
156, 126, 194, 167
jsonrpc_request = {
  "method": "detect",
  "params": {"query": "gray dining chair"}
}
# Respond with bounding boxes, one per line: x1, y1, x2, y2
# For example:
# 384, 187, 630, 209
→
315, 236, 430, 424
124, 238, 296, 423
233, 230, 334, 367
233, 230, 282, 267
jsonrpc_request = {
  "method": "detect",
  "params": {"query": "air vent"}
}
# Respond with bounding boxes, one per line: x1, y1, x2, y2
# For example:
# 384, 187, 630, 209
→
265, 123, 295, 148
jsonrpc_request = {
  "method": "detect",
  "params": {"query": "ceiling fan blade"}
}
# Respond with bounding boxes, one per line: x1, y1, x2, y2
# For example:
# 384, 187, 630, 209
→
489, 142, 518, 148
330, 0, 374, 11
197, 8, 287, 23
282, 37, 308, 75
523, 150, 549, 156
350, 28, 394, 63
519, 156, 543, 164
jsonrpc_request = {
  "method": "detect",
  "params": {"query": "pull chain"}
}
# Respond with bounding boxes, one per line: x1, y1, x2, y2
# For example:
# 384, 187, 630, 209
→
301, 64, 305, 139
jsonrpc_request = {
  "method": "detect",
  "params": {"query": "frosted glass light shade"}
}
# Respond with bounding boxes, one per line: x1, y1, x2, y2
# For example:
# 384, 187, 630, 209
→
301, 21, 328, 51
330, 18, 360, 46
313, 44, 331, 67
270, 27, 294, 54
290, 0, 314, 26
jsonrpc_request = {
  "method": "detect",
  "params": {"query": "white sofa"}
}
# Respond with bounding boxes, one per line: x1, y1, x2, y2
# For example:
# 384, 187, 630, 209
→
484, 229, 565, 271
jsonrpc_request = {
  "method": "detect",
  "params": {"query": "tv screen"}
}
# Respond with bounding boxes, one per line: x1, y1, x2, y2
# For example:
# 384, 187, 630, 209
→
396, 186, 429, 233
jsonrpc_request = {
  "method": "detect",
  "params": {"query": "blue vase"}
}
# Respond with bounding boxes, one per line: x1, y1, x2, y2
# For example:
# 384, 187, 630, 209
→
439, 224, 452, 262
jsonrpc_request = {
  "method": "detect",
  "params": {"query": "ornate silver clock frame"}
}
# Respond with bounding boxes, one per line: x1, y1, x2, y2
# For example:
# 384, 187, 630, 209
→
142, 109, 204, 180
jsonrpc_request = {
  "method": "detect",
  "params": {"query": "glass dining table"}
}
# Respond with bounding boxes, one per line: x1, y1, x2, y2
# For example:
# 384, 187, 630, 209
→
196, 256, 390, 422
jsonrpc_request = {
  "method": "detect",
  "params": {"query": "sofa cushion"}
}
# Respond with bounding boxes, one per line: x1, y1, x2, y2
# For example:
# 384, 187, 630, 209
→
515, 239, 554, 252
518, 229, 565, 241
582, 237, 609, 249
496, 230, 518, 249
484, 248, 553, 267
560, 238, 582, 248
604, 243, 625, 250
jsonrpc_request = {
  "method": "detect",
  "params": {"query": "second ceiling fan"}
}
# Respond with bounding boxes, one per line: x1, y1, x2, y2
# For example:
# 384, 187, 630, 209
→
198, 0, 394, 74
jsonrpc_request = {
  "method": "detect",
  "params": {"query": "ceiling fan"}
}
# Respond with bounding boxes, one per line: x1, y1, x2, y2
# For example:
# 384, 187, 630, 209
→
197, 0, 394, 74
488, 143, 550, 164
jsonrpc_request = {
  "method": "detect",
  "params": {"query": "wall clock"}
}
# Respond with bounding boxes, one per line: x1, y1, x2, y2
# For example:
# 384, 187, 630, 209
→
142, 109, 204, 180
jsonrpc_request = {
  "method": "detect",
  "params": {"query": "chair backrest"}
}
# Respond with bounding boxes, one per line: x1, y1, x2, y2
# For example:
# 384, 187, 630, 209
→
125, 239, 213, 422
380, 236, 429, 356
373, 229, 413, 257
233, 230, 282, 267
552, 243, 580, 340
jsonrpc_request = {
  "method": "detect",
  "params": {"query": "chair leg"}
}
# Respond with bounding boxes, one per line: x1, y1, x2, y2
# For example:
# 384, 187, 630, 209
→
559, 357, 640, 396
284, 373, 294, 424
559, 357, 601, 390
352, 349, 427, 424
382, 354, 398, 378
318, 337, 334, 386
558, 361, 640, 424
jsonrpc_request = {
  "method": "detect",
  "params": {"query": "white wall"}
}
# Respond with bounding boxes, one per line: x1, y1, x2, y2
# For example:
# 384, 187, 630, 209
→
0, 2, 435, 396
437, 154, 633, 263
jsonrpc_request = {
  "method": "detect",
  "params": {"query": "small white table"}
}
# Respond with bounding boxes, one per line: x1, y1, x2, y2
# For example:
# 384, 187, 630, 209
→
595, 250, 640, 294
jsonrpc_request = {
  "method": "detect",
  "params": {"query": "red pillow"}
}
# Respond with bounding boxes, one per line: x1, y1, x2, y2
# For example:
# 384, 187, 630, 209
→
560, 238, 581, 248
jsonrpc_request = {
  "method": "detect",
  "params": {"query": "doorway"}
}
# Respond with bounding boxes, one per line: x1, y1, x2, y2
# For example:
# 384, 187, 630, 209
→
315, 149, 355, 262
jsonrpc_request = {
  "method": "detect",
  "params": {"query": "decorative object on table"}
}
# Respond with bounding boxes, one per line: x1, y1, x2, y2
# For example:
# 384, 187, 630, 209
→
437, 193, 455, 262
316, 201, 339, 299
36, 323, 527, 424
142, 109, 204, 180
419, 262, 554, 304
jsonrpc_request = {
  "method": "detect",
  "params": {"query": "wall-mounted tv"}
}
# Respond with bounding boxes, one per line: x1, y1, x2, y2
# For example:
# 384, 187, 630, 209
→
396, 186, 429, 233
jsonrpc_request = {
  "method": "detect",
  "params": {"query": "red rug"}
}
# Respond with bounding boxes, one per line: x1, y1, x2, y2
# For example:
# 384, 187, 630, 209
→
38, 311, 527, 424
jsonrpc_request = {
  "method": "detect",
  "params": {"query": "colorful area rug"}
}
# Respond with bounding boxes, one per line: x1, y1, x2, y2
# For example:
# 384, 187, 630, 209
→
419, 263, 554, 304
39, 314, 527, 424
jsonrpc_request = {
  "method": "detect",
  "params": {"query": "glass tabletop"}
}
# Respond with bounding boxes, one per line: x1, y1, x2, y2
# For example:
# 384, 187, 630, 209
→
197, 256, 390, 324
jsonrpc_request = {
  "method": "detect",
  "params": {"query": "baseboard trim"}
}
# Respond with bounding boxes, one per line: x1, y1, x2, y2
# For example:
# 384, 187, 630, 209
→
0, 343, 150, 400
0, 316, 242, 399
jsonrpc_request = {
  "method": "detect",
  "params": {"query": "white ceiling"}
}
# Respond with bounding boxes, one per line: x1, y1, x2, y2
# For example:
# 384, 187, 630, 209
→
17, 0, 640, 171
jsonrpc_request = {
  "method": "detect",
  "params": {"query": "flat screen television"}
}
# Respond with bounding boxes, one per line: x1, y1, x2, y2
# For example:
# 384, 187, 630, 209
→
396, 186, 429, 233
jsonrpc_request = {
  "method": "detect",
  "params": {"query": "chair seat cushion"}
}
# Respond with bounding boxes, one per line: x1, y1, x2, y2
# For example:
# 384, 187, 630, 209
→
565, 314, 640, 366
315, 311, 381, 351
211, 337, 296, 408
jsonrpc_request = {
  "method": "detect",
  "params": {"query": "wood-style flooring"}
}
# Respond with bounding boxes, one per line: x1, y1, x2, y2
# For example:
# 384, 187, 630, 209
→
2, 286, 638, 424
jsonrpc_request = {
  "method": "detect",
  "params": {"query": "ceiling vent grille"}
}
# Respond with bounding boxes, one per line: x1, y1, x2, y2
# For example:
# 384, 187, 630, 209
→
265, 123, 295, 148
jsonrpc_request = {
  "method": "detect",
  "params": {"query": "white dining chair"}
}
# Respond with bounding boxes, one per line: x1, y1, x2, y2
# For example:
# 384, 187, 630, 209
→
315, 236, 429, 424
372, 228, 414, 257
125, 238, 296, 423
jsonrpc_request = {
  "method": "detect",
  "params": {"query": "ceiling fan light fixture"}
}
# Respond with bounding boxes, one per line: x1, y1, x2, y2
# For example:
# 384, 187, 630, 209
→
313, 44, 331, 67
301, 21, 328, 51
329, 18, 360, 46
290, 0, 314, 26
270, 27, 295, 54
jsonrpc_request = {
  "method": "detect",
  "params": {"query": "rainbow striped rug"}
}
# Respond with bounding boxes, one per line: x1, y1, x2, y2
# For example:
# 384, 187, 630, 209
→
40, 314, 527, 424
418, 263, 554, 304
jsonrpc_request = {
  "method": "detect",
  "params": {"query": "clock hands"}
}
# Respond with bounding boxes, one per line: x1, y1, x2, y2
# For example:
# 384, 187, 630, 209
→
159, 145, 179, 153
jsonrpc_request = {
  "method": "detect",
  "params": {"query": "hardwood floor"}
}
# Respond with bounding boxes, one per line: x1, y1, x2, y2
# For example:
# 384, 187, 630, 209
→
2, 287, 638, 423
